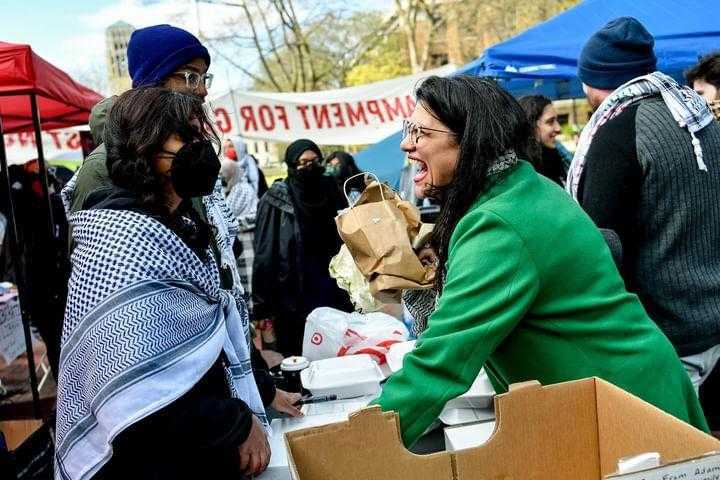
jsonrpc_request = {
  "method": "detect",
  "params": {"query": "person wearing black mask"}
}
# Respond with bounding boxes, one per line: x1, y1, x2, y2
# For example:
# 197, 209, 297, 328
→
56, 88, 292, 479
324, 150, 365, 203
253, 139, 353, 356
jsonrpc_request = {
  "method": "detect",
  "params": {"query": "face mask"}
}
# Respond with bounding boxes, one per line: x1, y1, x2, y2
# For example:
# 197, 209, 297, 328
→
295, 161, 324, 180
170, 140, 221, 199
324, 164, 340, 177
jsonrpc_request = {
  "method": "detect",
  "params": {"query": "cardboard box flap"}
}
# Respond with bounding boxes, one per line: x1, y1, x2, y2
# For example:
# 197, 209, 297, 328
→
284, 406, 453, 480
454, 377, 601, 479
285, 378, 720, 480
594, 378, 720, 477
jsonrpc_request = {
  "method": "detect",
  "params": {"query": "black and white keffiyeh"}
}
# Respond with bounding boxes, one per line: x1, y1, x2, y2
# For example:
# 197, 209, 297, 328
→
55, 184, 266, 479
567, 72, 715, 199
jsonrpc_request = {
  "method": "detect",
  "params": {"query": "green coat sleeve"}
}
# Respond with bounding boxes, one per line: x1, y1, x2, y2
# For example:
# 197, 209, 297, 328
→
373, 209, 540, 446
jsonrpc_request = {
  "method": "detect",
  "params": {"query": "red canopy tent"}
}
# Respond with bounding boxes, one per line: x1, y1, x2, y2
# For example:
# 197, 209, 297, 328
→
0, 41, 102, 133
0, 41, 102, 417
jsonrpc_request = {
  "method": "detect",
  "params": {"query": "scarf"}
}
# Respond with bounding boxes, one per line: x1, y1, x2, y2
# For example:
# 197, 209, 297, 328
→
229, 136, 260, 195
567, 71, 715, 199
55, 185, 267, 480
710, 99, 720, 122
226, 181, 257, 233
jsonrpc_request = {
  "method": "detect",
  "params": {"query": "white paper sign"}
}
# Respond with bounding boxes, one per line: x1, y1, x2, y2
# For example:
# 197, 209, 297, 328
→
607, 453, 720, 480
0, 296, 26, 365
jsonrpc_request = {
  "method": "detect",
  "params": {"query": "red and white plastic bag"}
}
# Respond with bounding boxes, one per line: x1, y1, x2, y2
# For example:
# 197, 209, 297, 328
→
302, 307, 409, 364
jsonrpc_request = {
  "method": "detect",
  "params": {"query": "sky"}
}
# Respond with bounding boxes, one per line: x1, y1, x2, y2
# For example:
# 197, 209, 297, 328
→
3, 0, 392, 96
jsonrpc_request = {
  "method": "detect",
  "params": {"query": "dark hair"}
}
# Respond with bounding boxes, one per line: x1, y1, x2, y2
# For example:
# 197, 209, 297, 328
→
416, 76, 531, 289
518, 95, 552, 130
326, 151, 361, 177
517, 95, 552, 163
685, 52, 720, 89
105, 87, 219, 213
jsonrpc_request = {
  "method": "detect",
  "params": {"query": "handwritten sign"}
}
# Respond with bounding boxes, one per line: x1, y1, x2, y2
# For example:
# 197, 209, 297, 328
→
0, 296, 26, 365
608, 453, 720, 480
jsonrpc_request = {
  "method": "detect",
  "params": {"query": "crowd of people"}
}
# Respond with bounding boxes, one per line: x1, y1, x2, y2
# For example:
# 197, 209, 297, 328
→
3, 14, 718, 480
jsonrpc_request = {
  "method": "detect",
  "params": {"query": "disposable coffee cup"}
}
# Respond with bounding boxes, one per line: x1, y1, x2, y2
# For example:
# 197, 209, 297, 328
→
281, 356, 309, 392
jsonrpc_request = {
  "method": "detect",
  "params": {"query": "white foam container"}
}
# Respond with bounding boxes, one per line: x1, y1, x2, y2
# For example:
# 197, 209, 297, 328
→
444, 372, 495, 410
300, 354, 384, 398
439, 407, 495, 426
386, 340, 417, 373
444, 420, 497, 452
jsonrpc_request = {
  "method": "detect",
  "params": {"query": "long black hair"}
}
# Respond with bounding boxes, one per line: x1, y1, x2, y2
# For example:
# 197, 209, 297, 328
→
417, 76, 531, 289
104, 87, 220, 214
517, 94, 552, 165
518, 95, 567, 185
326, 150, 363, 193
518, 95, 552, 133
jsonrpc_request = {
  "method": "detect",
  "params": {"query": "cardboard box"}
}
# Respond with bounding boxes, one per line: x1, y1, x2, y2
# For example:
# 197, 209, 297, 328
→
284, 377, 720, 479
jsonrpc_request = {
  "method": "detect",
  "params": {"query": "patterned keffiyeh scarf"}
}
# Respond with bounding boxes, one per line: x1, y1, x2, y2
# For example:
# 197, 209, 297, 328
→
55, 182, 266, 479
567, 71, 715, 199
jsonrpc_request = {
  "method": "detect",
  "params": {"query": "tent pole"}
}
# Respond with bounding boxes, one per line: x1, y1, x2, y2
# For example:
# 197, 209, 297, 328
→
30, 94, 55, 236
0, 115, 41, 418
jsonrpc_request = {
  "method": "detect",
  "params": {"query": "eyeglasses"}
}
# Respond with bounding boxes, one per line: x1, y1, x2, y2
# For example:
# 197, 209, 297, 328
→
170, 71, 214, 90
401, 119, 454, 145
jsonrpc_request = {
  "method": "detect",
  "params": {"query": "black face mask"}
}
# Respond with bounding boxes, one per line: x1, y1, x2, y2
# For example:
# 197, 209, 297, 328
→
170, 140, 220, 199
295, 161, 325, 181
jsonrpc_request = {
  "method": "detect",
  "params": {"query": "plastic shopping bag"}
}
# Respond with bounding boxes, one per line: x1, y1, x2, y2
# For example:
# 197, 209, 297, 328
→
303, 307, 409, 364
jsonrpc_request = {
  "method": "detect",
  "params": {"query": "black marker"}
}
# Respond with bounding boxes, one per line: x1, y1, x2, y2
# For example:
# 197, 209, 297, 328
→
294, 394, 338, 406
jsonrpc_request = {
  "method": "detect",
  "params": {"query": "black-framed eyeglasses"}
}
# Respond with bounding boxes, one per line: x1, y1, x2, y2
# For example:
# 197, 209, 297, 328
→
402, 119, 454, 145
170, 71, 214, 90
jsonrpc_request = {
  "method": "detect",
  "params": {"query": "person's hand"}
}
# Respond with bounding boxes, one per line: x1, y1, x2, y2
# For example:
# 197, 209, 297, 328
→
271, 389, 303, 417
238, 415, 270, 476
418, 246, 438, 267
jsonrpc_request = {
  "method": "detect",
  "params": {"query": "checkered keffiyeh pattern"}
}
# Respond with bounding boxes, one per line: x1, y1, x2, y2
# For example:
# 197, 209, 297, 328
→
56, 201, 267, 480
236, 230, 254, 309
567, 71, 715, 199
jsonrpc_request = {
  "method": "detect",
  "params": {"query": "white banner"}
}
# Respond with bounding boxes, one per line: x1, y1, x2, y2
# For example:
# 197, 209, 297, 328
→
3, 127, 86, 166
208, 65, 455, 145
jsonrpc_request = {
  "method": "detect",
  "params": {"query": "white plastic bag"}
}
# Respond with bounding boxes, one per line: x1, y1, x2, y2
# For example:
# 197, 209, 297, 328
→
303, 307, 409, 364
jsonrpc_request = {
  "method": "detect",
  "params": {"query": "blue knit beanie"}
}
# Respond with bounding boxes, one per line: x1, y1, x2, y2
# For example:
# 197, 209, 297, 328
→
578, 17, 657, 90
127, 24, 211, 88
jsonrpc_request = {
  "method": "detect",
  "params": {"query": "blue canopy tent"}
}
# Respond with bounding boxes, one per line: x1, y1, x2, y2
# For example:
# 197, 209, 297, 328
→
357, 0, 720, 186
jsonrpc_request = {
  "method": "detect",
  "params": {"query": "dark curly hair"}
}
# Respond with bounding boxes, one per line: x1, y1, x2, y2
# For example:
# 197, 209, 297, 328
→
104, 87, 220, 213
416, 76, 532, 290
685, 52, 720, 92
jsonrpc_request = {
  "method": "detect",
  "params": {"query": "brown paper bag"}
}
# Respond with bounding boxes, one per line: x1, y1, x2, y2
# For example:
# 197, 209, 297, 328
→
336, 179, 435, 303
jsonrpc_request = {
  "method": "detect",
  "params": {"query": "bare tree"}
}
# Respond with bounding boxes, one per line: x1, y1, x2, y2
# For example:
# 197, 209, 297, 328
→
201, 0, 397, 92
70, 61, 110, 96
393, 0, 445, 73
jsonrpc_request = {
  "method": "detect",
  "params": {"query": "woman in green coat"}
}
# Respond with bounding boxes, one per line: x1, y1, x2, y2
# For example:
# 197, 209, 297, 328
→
374, 76, 708, 446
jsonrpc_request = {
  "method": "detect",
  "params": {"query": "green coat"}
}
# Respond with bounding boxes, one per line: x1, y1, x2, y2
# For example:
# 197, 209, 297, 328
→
374, 161, 707, 446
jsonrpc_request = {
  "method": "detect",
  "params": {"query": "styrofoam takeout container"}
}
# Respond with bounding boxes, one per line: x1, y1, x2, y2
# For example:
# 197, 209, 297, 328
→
300, 354, 384, 398
386, 340, 416, 373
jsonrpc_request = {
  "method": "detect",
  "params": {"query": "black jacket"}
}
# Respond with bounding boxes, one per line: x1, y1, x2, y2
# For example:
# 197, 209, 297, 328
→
252, 180, 352, 355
